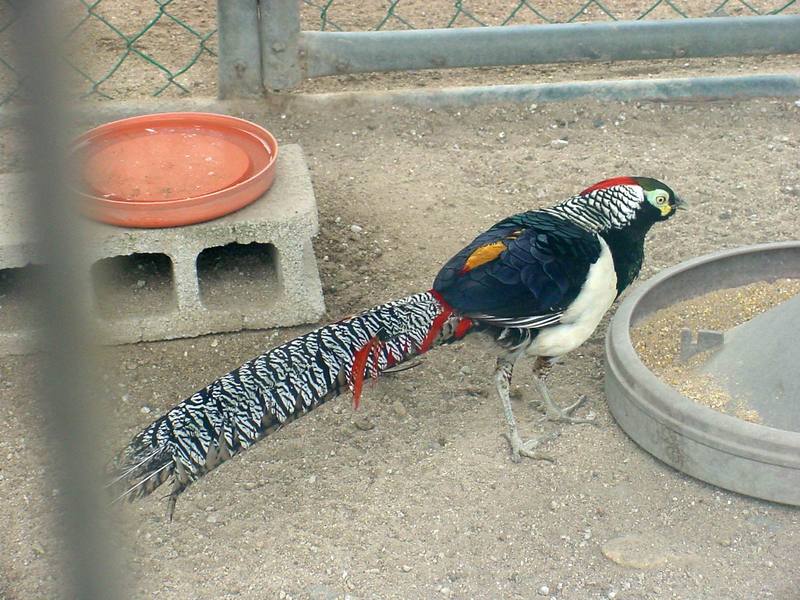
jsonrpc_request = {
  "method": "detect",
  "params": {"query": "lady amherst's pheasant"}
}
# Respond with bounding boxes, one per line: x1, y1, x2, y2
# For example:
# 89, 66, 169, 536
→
110, 176, 684, 518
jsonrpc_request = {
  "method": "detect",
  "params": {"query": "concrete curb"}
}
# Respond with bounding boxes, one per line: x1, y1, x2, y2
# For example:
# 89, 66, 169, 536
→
2, 73, 799, 129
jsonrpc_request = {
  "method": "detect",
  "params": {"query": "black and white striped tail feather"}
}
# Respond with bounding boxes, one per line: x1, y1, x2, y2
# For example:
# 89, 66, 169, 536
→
108, 291, 454, 517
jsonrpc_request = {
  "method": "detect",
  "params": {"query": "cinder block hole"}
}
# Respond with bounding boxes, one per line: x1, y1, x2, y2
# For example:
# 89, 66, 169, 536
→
91, 253, 177, 320
0, 264, 44, 332
197, 242, 279, 310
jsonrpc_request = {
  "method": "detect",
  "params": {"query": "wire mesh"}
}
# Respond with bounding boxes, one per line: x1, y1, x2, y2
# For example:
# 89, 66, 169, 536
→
300, 0, 799, 32
0, 0, 798, 105
0, 0, 18, 105
0, 0, 218, 105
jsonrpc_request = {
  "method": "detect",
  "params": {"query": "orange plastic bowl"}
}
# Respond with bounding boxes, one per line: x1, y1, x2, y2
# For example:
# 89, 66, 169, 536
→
71, 112, 279, 228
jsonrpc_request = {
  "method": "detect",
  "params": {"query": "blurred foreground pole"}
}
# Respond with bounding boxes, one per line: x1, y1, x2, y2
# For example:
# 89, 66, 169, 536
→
15, 2, 120, 599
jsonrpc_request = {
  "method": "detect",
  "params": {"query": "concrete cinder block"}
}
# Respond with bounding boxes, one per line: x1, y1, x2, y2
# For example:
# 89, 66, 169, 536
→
0, 144, 325, 355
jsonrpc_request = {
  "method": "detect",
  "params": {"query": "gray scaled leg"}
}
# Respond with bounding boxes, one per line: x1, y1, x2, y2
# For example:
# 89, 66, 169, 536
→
533, 356, 596, 425
495, 357, 555, 463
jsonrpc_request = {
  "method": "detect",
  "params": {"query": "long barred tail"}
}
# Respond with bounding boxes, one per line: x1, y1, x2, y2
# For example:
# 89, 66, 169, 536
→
108, 290, 472, 517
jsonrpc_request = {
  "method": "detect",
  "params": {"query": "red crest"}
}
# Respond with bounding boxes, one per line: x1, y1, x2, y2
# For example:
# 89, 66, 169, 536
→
580, 176, 638, 196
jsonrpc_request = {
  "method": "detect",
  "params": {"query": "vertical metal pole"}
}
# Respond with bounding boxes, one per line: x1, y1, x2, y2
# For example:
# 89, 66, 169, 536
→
260, 0, 302, 90
217, 0, 263, 98
16, 2, 119, 599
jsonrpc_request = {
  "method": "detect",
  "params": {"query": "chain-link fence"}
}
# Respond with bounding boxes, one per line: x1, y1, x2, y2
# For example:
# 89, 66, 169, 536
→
0, 0, 17, 105
300, 0, 799, 31
0, 0, 798, 105
0, 0, 218, 105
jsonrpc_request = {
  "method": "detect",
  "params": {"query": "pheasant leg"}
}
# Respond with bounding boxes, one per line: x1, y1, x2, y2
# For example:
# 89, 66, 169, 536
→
532, 357, 596, 425
495, 357, 555, 462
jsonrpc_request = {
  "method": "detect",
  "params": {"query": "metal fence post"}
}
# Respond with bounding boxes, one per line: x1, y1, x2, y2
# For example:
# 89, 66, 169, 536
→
260, 0, 302, 91
16, 1, 121, 598
217, 0, 263, 98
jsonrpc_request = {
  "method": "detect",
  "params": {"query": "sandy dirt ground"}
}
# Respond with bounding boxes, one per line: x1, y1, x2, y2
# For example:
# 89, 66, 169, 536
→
2, 95, 800, 599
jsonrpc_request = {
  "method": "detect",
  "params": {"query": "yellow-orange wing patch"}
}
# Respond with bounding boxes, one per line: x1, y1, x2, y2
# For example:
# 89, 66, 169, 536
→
461, 241, 507, 273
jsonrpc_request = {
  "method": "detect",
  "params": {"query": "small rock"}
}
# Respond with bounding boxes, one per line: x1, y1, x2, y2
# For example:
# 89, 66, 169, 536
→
392, 400, 408, 418
331, 404, 343, 415
308, 474, 317, 484
602, 534, 674, 569
462, 385, 486, 397
136, 279, 146, 289
497, 131, 506, 140
550, 139, 569, 149
350, 224, 363, 234
794, 99, 800, 108
401, 565, 413, 572
210, 339, 219, 348
459, 365, 473, 376
538, 585, 550, 596
353, 417, 375, 431
140, 406, 151, 414
243, 482, 259, 490
206, 514, 218, 524
439, 587, 452, 596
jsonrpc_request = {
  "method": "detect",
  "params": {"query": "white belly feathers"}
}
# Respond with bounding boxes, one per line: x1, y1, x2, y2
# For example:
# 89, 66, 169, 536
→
526, 237, 617, 358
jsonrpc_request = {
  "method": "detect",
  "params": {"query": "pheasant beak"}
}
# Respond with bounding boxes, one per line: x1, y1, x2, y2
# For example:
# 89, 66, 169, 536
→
674, 196, 688, 211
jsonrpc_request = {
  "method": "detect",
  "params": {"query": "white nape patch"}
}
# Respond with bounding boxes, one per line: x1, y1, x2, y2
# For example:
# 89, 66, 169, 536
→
526, 237, 617, 358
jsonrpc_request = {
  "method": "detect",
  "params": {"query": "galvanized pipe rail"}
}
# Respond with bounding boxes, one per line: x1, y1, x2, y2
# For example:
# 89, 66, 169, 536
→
300, 15, 800, 81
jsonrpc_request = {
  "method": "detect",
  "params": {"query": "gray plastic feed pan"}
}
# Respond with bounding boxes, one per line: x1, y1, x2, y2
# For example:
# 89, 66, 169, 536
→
605, 241, 800, 506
